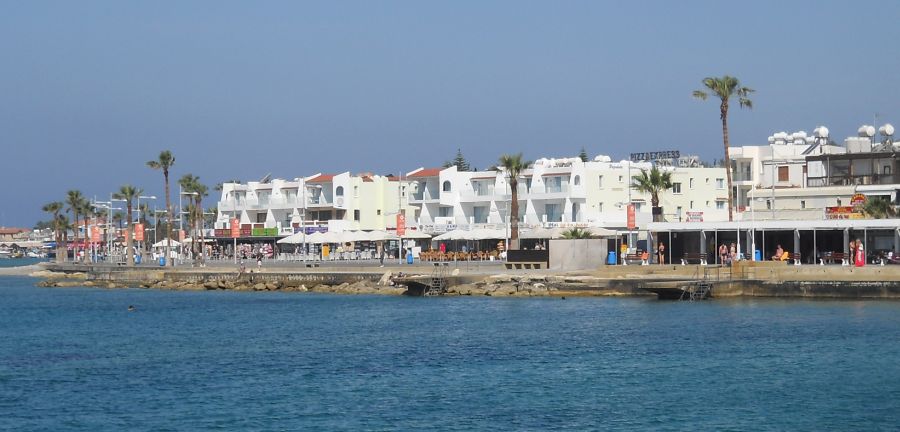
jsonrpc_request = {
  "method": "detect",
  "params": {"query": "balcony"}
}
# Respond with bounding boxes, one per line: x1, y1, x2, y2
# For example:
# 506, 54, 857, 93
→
409, 190, 440, 203
807, 174, 898, 187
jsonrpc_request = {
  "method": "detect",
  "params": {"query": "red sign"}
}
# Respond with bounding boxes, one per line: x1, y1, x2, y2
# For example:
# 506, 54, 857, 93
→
626, 204, 636, 230
91, 226, 101, 243
850, 193, 867, 207
825, 206, 864, 220
134, 223, 144, 241
396, 213, 406, 237
686, 211, 704, 222
230, 218, 240, 238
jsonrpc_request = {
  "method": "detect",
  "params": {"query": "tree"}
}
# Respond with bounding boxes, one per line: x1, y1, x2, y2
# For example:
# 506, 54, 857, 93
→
561, 227, 592, 239
862, 197, 898, 219
443, 149, 471, 171
179, 174, 208, 263
632, 167, 674, 222
496, 153, 530, 250
42, 201, 65, 263
693, 75, 754, 221
113, 184, 143, 266
78, 200, 93, 261
215, 179, 242, 192
578, 147, 589, 162
147, 151, 175, 266
65, 190, 85, 261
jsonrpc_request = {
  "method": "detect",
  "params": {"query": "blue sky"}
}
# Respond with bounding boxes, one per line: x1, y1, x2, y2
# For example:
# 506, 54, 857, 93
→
1, 1, 899, 226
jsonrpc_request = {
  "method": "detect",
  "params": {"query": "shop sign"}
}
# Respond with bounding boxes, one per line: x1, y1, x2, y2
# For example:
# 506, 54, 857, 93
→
686, 211, 704, 222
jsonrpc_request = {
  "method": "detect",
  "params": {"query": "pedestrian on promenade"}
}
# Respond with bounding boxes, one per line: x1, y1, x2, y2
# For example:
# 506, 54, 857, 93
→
257, 255, 262, 271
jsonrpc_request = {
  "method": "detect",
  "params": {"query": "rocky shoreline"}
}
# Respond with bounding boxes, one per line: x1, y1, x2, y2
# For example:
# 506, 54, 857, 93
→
32, 269, 638, 297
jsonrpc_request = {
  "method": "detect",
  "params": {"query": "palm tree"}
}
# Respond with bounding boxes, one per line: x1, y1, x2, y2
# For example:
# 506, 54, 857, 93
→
78, 200, 94, 261
55, 214, 72, 263
179, 174, 200, 260
42, 202, 65, 263
65, 190, 85, 261
862, 197, 898, 219
113, 184, 143, 266
147, 150, 175, 266
561, 227, 593, 239
693, 76, 754, 221
632, 167, 674, 222
496, 153, 530, 250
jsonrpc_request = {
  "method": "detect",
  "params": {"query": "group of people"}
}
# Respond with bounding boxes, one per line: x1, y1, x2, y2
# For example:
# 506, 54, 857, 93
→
719, 242, 738, 265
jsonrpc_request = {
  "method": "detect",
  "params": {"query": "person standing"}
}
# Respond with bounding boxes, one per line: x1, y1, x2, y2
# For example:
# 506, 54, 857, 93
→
256, 254, 262, 272
854, 239, 865, 267
657, 242, 666, 264
849, 240, 857, 267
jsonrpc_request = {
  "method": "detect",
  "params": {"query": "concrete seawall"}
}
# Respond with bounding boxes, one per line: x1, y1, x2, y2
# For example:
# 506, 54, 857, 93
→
34, 261, 900, 299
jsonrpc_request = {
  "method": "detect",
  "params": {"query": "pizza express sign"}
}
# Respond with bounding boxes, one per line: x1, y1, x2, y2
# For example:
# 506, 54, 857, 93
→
630, 150, 680, 162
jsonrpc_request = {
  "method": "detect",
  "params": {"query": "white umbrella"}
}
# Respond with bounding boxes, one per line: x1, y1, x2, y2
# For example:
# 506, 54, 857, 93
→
276, 232, 304, 244
433, 229, 466, 241
469, 228, 506, 240
400, 230, 431, 240
152, 239, 181, 248
361, 230, 398, 241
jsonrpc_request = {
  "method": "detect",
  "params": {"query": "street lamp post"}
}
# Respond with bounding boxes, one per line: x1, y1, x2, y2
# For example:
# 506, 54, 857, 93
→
136, 195, 156, 259
110, 195, 127, 260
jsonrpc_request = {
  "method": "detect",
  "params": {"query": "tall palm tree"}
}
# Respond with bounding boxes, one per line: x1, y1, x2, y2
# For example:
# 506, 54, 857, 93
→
147, 150, 175, 266
693, 75, 754, 221
65, 190, 85, 261
632, 167, 674, 222
496, 153, 530, 250
113, 184, 143, 266
78, 200, 94, 262
55, 214, 72, 263
42, 201, 65, 263
862, 197, 898, 219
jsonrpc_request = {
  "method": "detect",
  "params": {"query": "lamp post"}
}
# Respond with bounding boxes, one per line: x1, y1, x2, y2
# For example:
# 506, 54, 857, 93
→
179, 189, 198, 263
110, 195, 127, 260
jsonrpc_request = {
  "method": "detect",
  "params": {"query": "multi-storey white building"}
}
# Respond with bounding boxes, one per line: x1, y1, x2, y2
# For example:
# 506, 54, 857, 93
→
408, 155, 729, 233
216, 172, 417, 237
731, 126, 899, 220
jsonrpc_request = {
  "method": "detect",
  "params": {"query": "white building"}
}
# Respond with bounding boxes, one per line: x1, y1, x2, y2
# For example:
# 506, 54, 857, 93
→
216, 172, 416, 237
408, 155, 730, 233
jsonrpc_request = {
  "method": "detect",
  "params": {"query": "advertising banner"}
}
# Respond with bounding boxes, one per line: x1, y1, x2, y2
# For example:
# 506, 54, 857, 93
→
134, 223, 144, 241
824, 206, 864, 220
396, 213, 406, 237
230, 218, 240, 238
626, 205, 636, 230
686, 211, 704, 222
91, 226, 101, 243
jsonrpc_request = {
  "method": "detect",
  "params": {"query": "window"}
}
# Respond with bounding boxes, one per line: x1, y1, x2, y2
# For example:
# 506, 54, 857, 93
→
706, 178, 710, 184
716, 201, 725, 210
573, 175, 580, 186
715, 178, 724, 189
598, 202, 603, 212
335, 186, 344, 196
618, 175, 623, 183
706, 201, 710, 208
401, 186, 406, 197
354, 210, 360, 221
885, 166, 892, 175
800, 201, 806, 209
598, 176, 603, 188
836, 199, 842, 206
545, 204, 562, 222
766, 200, 772, 210
439, 207, 453, 217
672, 182, 682, 194
690, 201, 694, 208
256, 213, 266, 223
473, 206, 488, 223
353, 186, 359, 197
377, 209, 381, 216
676, 206, 683, 217
442, 181, 452, 192
689, 178, 695, 189
778, 166, 789, 182
634, 202, 643, 211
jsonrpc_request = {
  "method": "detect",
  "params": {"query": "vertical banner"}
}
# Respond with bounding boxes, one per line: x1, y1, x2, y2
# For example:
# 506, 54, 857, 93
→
230, 218, 241, 238
396, 213, 406, 237
123, 229, 130, 242
134, 223, 145, 241
627, 204, 636, 230
91, 226, 101, 243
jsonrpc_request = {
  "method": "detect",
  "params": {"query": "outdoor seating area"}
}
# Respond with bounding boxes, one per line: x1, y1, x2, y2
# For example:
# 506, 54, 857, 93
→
419, 250, 501, 262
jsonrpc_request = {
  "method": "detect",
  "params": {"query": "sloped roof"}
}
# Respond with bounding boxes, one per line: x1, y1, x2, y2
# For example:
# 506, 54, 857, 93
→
408, 168, 442, 178
306, 174, 336, 183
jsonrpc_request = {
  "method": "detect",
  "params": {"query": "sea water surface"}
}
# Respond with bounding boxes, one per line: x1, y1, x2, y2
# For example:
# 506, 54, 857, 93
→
2, 273, 900, 431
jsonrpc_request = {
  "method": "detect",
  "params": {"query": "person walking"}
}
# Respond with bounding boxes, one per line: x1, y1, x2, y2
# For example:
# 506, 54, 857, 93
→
256, 254, 262, 272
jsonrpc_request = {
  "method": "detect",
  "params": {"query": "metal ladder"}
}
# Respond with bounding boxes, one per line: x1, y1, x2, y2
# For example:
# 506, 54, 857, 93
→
426, 262, 448, 296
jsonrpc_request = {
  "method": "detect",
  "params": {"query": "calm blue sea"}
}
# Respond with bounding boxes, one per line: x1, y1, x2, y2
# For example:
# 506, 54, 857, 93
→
2, 274, 900, 431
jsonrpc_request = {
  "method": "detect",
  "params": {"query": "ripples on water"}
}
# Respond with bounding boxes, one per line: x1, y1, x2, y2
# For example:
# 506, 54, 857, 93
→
1, 275, 899, 430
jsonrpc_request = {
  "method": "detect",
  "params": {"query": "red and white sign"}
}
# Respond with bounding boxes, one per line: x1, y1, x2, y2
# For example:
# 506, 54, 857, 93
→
230, 218, 240, 238
396, 214, 406, 237
626, 204, 636, 230
91, 226, 101, 243
686, 211, 704, 222
134, 223, 144, 241
850, 193, 867, 207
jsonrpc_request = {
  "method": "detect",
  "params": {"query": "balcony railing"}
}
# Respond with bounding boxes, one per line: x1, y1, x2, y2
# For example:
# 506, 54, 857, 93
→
807, 174, 898, 187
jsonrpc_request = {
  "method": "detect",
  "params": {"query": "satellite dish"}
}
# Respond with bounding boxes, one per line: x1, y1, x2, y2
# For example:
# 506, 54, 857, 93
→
259, 173, 272, 183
